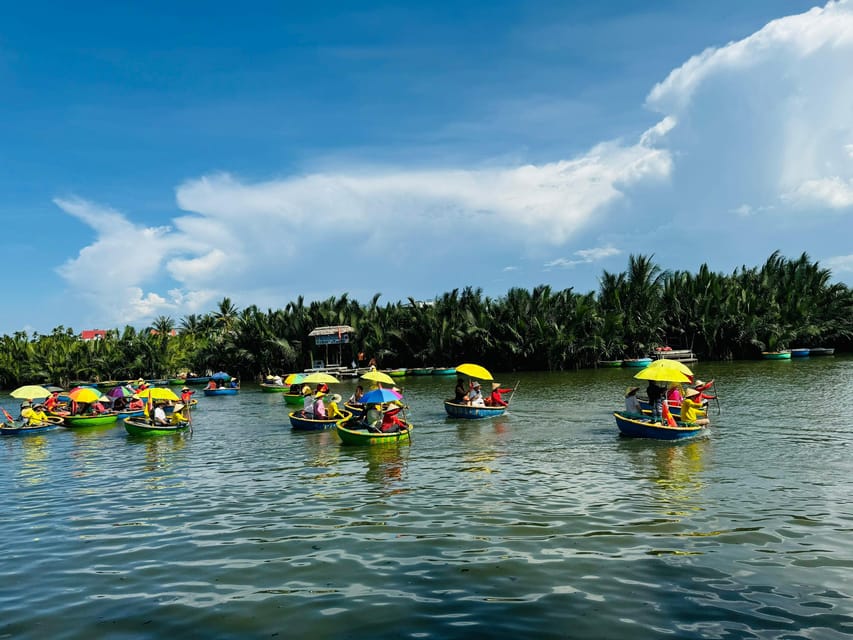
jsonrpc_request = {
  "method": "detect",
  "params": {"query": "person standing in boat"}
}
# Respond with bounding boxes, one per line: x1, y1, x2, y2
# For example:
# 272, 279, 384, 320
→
646, 381, 664, 423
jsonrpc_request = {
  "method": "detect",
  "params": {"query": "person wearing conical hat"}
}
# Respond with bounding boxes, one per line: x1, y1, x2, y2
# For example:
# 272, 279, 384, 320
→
624, 386, 642, 416
680, 388, 710, 426
486, 382, 512, 407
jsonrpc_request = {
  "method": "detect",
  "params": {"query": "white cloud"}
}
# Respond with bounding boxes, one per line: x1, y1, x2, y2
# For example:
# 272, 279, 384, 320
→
783, 177, 853, 209
646, 0, 853, 216
544, 246, 621, 269
824, 253, 853, 273
53, 1, 853, 325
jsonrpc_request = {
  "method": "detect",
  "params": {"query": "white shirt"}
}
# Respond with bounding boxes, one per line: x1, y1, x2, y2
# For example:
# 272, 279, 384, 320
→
153, 406, 167, 424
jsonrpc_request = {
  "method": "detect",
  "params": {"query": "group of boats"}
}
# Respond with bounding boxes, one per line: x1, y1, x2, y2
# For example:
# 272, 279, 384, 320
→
1, 381, 195, 438
761, 347, 835, 359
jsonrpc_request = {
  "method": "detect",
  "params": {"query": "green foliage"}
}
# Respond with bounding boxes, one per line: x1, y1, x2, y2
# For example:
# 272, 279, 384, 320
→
0, 252, 850, 387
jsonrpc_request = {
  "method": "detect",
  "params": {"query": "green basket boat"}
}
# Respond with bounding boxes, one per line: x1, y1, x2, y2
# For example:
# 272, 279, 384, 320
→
62, 413, 119, 428
283, 392, 304, 406
335, 420, 412, 445
260, 383, 289, 393
124, 417, 190, 436
761, 351, 792, 360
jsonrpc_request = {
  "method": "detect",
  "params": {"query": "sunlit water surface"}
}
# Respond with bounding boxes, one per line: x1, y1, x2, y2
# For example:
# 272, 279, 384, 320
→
1, 357, 852, 639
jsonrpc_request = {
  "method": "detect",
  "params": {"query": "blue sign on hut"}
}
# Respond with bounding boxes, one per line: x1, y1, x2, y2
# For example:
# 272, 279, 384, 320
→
308, 325, 355, 370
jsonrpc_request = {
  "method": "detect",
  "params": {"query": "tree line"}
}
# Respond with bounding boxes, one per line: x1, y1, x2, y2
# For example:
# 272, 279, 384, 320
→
1, 252, 850, 388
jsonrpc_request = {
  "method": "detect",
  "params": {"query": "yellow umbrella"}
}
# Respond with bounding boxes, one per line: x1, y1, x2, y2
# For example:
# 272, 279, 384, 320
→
10, 385, 53, 399
455, 363, 494, 381
643, 358, 693, 377
361, 370, 396, 385
144, 387, 180, 401
633, 366, 691, 384
303, 372, 340, 384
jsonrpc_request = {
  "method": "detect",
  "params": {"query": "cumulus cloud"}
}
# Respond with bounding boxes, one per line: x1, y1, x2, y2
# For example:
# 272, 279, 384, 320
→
53, 1, 853, 325
646, 0, 853, 217
54, 197, 210, 325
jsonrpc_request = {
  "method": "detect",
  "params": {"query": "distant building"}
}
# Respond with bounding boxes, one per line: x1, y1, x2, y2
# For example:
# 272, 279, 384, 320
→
80, 329, 107, 341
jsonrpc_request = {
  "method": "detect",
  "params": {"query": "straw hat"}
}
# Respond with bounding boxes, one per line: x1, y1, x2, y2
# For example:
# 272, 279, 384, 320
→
329, 393, 342, 404
174, 403, 185, 411
315, 391, 326, 399
685, 388, 700, 399
491, 382, 500, 390
301, 385, 312, 396
625, 386, 640, 397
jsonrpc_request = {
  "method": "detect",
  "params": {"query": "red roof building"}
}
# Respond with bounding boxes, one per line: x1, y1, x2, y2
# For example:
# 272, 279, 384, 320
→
80, 330, 107, 341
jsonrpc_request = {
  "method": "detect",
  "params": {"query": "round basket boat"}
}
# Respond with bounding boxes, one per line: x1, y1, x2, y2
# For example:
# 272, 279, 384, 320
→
0, 416, 64, 436
335, 420, 412, 445
62, 413, 119, 428
124, 417, 190, 436
443, 401, 506, 420
288, 410, 352, 431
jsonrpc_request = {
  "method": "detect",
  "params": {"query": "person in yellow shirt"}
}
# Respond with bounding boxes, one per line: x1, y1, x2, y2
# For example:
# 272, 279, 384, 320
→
326, 394, 345, 419
680, 389, 710, 426
22, 402, 49, 425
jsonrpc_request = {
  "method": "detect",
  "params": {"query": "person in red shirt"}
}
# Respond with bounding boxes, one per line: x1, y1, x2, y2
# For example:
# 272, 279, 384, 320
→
380, 406, 407, 432
44, 391, 60, 412
485, 382, 512, 407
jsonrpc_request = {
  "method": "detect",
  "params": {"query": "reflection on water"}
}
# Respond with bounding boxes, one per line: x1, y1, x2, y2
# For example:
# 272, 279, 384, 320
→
620, 438, 709, 516
19, 435, 50, 486
364, 443, 409, 488
0, 358, 851, 639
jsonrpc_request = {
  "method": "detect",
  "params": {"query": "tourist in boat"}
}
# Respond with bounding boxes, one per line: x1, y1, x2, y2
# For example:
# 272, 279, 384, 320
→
229, 377, 240, 389
380, 405, 406, 433
270, 374, 284, 386
485, 382, 511, 407
24, 403, 49, 426
692, 380, 716, 404
127, 396, 144, 411
301, 385, 314, 418
467, 381, 486, 407
170, 403, 188, 425
365, 404, 384, 430
679, 389, 710, 426
312, 392, 327, 419
152, 402, 169, 425
326, 394, 345, 419
646, 381, 664, 423
205, 379, 218, 391
348, 385, 365, 406
666, 383, 683, 404
624, 386, 643, 416
43, 391, 61, 412
453, 377, 467, 403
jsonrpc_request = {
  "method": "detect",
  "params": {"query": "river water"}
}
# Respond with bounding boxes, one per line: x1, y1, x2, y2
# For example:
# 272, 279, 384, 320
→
1, 357, 851, 639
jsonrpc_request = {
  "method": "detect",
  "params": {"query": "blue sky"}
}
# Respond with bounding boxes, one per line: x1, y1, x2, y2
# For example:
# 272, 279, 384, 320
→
2, 0, 852, 335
